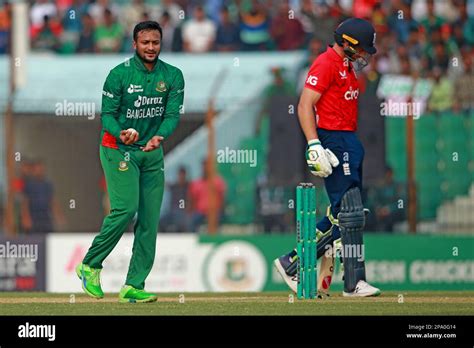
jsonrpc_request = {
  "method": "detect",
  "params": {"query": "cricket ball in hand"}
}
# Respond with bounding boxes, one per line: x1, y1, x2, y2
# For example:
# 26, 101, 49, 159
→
126, 128, 138, 137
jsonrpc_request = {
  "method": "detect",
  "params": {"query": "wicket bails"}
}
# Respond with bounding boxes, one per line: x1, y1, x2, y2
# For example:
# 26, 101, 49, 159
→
296, 183, 317, 300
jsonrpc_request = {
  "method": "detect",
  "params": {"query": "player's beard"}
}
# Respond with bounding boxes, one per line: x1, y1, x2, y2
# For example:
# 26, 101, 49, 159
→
137, 49, 160, 64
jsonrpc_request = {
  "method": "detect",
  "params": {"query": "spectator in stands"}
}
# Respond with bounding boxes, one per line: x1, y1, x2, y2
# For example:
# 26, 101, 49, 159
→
428, 67, 454, 113
442, 23, 461, 54
62, 0, 89, 33
388, 44, 409, 74
462, 8, 474, 45
31, 14, 63, 52
159, 11, 177, 52
388, 3, 419, 44
121, 0, 148, 41
328, 0, 349, 20
61, 0, 90, 53
307, 3, 338, 45
412, 0, 458, 22
161, 166, 191, 232
352, 0, 378, 19
270, 0, 305, 51
269, 65, 296, 93
30, 0, 57, 28
453, 0, 468, 31
56, 0, 73, 14
88, 0, 119, 26
182, 5, 216, 53
0, 1, 11, 54
160, 0, 184, 27
13, 159, 32, 235
258, 66, 297, 131
418, 56, 432, 77
366, 166, 405, 233
427, 40, 451, 72
202, 0, 222, 23
188, 160, 226, 233
406, 27, 423, 61
215, 6, 240, 51
239, 0, 271, 51
94, 8, 124, 53
21, 160, 66, 234
454, 51, 474, 113
371, 1, 388, 35
374, 50, 391, 75
452, 19, 468, 49
399, 56, 413, 76
298, 0, 317, 44
420, 0, 446, 35
77, 13, 95, 53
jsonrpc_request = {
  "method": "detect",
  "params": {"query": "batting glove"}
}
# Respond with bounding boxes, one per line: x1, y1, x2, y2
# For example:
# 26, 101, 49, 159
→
306, 139, 332, 178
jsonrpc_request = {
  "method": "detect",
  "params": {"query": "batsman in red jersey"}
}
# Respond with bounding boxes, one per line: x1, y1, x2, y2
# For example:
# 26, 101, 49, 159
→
275, 18, 381, 297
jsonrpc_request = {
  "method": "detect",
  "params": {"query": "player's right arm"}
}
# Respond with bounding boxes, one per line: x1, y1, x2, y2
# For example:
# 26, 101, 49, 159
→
101, 70, 123, 138
299, 64, 339, 177
298, 87, 321, 142
101, 70, 137, 145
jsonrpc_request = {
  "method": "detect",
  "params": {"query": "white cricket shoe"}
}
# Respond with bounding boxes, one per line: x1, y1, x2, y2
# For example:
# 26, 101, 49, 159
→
343, 280, 381, 297
273, 258, 297, 293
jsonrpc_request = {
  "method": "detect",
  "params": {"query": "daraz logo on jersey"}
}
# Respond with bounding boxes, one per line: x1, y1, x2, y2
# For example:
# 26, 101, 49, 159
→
133, 95, 163, 108
344, 87, 359, 101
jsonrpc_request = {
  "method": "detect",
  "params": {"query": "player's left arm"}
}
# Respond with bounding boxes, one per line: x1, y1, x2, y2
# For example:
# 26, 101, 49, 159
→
142, 69, 185, 152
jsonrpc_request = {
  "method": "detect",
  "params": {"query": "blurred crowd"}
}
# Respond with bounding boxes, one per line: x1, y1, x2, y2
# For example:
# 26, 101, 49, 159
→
0, 0, 473, 109
0, 0, 318, 54
12, 159, 65, 234
1, 0, 472, 108
160, 161, 227, 233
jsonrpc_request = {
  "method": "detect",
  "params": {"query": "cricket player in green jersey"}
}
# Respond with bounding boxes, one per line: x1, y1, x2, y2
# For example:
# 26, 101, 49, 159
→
76, 21, 185, 303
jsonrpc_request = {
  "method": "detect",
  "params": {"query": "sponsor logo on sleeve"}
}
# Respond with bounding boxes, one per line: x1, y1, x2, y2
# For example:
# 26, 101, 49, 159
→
102, 91, 114, 98
306, 75, 318, 86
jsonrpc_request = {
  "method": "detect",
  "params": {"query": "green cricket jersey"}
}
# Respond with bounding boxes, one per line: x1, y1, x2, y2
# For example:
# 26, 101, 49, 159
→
100, 53, 185, 152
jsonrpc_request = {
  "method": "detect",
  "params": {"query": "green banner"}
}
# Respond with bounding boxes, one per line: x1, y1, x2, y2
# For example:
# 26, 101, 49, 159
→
199, 234, 474, 291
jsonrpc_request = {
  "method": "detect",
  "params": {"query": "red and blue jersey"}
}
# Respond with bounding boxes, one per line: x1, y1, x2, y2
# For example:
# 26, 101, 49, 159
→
304, 45, 359, 131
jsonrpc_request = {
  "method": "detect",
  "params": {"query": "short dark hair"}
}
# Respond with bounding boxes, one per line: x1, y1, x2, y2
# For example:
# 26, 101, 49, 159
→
133, 21, 162, 41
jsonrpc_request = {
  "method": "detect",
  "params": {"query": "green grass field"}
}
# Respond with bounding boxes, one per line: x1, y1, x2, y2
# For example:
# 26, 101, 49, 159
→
0, 291, 473, 315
